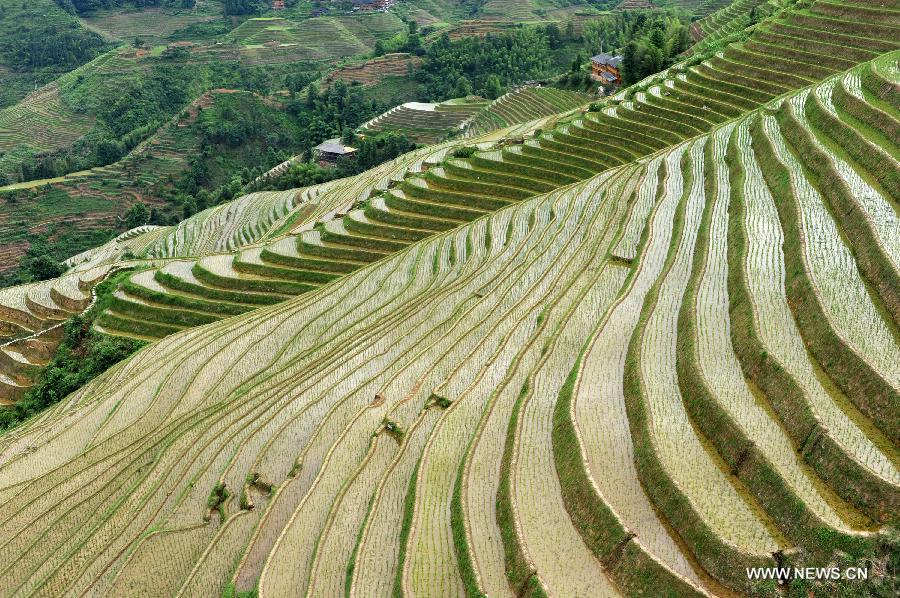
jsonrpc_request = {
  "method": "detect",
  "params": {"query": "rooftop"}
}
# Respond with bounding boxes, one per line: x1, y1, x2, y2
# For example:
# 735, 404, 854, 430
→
591, 53, 623, 68
315, 138, 357, 155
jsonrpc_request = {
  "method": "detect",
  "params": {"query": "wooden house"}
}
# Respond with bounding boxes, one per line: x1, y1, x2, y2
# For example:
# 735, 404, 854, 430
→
591, 53, 623, 85
314, 138, 357, 166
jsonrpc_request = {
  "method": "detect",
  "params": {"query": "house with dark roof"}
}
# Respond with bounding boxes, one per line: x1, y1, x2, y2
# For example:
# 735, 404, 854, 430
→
314, 138, 357, 165
590, 53, 623, 85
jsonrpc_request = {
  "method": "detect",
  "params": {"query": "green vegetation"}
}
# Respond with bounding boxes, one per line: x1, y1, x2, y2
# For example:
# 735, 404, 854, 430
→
247, 131, 417, 193
0, 1, 898, 596
415, 27, 559, 100
0, 268, 145, 434
0, 0, 111, 106
619, 12, 694, 85
223, 0, 269, 16
2, 59, 316, 182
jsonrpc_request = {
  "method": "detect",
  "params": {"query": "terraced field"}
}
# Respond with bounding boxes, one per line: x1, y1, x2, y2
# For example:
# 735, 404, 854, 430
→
89, 137, 496, 340
0, 265, 112, 403
360, 87, 591, 145
228, 14, 403, 64
437, 19, 519, 41
360, 99, 490, 144
78, 0, 224, 44
691, 0, 769, 42
464, 86, 593, 137
78, 0, 898, 346
326, 53, 423, 87
0, 61, 896, 593
0, 0, 897, 595
0, 83, 94, 163
0, 48, 132, 174
0, 10, 394, 182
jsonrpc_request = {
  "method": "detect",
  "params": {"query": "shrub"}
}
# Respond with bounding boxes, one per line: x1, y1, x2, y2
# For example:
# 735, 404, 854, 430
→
0, 269, 145, 435
452, 147, 477, 159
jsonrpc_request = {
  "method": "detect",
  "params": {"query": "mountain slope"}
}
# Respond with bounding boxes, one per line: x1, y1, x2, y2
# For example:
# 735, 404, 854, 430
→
0, 0, 109, 107
0, 0, 897, 596
0, 53, 897, 595
90, 0, 899, 343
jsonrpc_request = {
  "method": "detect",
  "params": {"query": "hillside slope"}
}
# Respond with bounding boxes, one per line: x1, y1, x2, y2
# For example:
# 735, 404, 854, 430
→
0, 64, 896, 594
88, 0, 899, 344
0, 0, 897, 596
0, 0, 109, 107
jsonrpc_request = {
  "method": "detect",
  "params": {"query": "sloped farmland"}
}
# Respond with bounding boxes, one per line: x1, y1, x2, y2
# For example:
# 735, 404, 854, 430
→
0, 2, 898, 596
1, 57, 898, 594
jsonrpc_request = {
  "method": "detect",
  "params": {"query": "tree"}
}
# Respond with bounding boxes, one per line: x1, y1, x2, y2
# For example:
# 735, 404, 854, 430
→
95, 138, 124, 164
649, 26, 666, 50
22, 254, 63, 282
54, 0, 76, 14
621, 41, 641, 86
305, 84, 319, 109
223, 0, 264, 16
670, 25, 691, 56
332, 80, 349, 112
161, 45, 190, 60
544, 23, 562, 50
182, 197, 197, 218
481, 74, 503, 100
403, 33, 422, 54
571, 53, 584, 73
643, 45, 664, 77
453, 76, 473, 98
124, 203, 149, 229
353, 132, 416, 172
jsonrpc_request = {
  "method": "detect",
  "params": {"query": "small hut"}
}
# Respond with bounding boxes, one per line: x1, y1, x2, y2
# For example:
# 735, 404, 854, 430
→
314, 138, 357, 166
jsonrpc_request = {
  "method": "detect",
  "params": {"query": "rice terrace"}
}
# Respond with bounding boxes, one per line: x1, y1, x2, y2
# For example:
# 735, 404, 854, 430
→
0, 0, 897, 595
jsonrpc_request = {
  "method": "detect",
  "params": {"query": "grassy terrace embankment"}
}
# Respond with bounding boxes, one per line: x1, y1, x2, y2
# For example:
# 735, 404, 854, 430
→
0, 66, 896, 593
89, 0, 898, 346
0, 1, 896, 595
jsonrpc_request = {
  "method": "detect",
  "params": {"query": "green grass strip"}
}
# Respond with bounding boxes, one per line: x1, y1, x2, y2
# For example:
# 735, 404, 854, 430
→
676, 126, 878, 557
392, 456, 422, 598
727, 117, 899, 525
761, 107, 899, 444
154, 270, 281, 305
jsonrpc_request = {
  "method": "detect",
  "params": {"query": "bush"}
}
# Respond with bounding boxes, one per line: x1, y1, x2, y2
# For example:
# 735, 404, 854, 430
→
124, 202, 150, 230
0, 272, 145, 435
23, 254, 64, 282
452, 147, 477, 159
